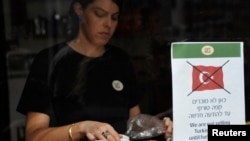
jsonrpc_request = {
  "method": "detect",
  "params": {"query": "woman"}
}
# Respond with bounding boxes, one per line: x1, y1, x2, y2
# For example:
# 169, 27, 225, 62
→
16, 0, 173, 141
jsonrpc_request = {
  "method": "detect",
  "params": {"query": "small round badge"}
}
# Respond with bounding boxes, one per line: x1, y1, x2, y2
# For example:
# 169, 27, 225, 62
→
201, 45, 214, 56
112, 80, 124, 91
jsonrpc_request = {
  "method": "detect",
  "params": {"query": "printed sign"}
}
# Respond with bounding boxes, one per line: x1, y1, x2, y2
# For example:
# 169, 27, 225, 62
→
171, 42, 246, 141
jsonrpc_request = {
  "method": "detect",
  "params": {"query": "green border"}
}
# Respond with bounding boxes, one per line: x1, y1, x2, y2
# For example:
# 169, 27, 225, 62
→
172, 42, 242, 58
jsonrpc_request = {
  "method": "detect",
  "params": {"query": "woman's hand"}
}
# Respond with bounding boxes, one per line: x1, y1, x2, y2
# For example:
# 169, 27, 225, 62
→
163, 117, 173, 140
81, 121, 121, 141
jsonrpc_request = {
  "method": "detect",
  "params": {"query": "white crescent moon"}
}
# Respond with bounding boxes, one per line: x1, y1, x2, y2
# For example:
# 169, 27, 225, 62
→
199, 71, 213, 84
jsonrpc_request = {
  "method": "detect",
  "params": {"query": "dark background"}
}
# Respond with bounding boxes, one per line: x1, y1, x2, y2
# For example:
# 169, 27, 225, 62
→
1, 0, 250, 141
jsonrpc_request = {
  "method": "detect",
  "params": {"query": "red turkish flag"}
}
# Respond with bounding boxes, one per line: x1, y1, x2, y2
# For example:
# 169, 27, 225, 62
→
192, 65, 224, 91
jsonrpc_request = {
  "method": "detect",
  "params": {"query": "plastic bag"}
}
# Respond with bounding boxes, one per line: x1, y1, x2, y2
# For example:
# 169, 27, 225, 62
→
126, 114, 166, 140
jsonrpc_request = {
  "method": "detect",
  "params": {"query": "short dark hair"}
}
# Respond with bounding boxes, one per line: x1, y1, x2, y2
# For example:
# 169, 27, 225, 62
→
75, 0, 122, 9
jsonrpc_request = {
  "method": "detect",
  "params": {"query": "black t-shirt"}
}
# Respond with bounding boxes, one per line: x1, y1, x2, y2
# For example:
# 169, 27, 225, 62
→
16, 42, 141, 133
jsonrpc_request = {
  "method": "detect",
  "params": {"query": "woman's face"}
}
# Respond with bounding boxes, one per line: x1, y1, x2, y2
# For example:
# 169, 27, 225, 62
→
80, 0, 119, 46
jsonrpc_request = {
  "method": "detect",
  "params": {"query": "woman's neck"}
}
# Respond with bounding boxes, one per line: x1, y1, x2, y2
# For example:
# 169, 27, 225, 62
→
68, 38, 106, 57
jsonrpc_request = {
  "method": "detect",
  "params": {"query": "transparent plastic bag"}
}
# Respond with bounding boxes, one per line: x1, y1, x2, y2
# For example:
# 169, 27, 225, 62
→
126, 114, 166, 140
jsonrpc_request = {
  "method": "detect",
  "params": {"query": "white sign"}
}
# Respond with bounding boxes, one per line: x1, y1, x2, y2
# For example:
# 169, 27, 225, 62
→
171, 42, 246, 141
